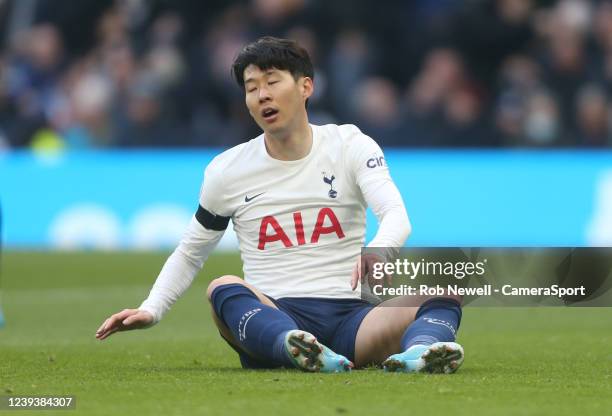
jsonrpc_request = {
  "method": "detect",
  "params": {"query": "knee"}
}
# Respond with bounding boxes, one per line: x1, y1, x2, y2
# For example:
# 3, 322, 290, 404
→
206, 275, 244, 301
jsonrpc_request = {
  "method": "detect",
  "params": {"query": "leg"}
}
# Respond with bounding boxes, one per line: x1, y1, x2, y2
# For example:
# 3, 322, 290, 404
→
206, 276, 353, 372
206, 275, 278, 353
354, 293, 463, 372
206, 275, 297, 368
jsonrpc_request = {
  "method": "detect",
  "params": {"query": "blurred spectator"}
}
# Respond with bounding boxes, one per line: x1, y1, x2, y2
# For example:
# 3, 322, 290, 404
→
533, 0, 595, 127
249, 0, 310, 36
575, 83, 612, 146
495, 90, 527, 145
4, 24, 66, 147
114, 71, 188, 147
403, 48, 467, 146
443, 82, 491, 147
494, 54, 542, 145
63, 71, 114, 148
327, 29, 376, 121
523, 89, 563, 146
351, 77, 405, 146
0, 0, 612, 149
454, 0, 535, 85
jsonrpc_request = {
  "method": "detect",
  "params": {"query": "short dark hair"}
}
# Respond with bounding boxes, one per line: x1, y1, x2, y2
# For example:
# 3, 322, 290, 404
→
231, 36, 314, 88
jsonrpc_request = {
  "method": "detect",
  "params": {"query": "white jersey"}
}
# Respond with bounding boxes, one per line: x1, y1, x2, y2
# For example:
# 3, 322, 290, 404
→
139, 124, 410, 322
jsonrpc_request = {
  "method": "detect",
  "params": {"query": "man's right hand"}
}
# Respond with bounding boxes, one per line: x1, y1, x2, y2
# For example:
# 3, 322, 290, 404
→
350, 253, 390, 291
95, 309, 154, 340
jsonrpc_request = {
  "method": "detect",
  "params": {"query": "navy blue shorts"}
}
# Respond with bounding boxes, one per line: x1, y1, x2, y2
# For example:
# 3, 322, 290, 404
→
226, 296, 374, 369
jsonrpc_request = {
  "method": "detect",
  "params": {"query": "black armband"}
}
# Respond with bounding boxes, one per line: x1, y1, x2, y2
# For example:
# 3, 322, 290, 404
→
195, 205, 230, 231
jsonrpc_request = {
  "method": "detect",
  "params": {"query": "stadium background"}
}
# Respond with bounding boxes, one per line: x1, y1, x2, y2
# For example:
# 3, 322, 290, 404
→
1, 0, 612, 250
1, 1, 612, 415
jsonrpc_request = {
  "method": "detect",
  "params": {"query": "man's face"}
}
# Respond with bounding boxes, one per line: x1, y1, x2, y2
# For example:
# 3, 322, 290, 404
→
243, 64, 312, 134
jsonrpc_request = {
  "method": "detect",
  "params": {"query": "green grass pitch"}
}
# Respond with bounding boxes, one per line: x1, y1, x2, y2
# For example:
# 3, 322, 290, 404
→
1, 251, 611, 415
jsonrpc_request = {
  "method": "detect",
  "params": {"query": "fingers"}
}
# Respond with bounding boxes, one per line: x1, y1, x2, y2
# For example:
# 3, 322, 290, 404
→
95, 325, 113, 340
350, 257, 360, 291
95, 309, 138, 340
122, 315, 138, 326
362, 254, 389, 290
96, 318, 110, 335
351, 254, 393, 291
384, 266, 393, 286
359, 257, 366, 286
96, 326, 119, 341
350, 255, 375, 291
363, 256, 375, 289
95, 316, 115, 339
122, 311, 153, 328
95, 316, 119, 340
367, 266, 378, 291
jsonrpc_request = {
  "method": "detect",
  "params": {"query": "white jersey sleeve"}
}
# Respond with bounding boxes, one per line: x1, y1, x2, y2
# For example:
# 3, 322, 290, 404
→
138, 160, 230, 323
345, 126, 412, 249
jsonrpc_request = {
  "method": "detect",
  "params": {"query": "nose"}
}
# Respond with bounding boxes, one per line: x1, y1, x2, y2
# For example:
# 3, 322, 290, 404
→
258, 86, 272, 103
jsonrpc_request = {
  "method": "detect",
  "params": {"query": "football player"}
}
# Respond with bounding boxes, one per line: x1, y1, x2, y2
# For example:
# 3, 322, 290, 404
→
96, 37, 464, 374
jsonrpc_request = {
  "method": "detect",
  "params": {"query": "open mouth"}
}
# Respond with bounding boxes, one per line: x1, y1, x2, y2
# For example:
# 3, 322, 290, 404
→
261, 108, 279, 121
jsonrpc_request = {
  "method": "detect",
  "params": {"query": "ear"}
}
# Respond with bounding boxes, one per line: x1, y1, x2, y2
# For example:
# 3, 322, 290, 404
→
300, 77, 314, 101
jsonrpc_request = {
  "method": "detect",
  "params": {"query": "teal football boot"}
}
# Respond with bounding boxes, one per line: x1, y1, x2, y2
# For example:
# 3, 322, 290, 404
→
383, 342, 464, 374
285, 330, 353, 373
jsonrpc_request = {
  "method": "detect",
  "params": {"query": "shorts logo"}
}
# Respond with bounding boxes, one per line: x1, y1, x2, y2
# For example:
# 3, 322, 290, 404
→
322, 173, 337, 198
367, 156, 385, 168
238, 308, 261, 341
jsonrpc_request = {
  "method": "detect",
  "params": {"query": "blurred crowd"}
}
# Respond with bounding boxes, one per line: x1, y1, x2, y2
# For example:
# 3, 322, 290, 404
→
1, 0, 612, 149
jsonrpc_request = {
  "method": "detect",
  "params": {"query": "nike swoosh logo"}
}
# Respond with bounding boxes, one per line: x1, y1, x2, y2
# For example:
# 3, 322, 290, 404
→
244, 192, 265, 203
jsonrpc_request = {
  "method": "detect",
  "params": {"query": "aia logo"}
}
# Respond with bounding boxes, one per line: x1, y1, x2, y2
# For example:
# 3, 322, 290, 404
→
322, 172, 337, 198
258, 207, 345, 250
